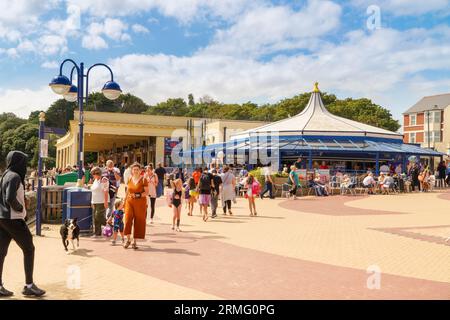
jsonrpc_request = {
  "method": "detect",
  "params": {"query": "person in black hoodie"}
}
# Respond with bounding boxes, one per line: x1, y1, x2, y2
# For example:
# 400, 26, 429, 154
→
0, 151, 45, 297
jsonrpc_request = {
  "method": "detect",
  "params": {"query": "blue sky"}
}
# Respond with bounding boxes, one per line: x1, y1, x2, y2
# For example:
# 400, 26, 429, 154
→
0, 0, 450, 122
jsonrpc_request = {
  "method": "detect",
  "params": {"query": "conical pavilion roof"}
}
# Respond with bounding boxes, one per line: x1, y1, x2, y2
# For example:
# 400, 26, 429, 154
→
232, 83, 402, 141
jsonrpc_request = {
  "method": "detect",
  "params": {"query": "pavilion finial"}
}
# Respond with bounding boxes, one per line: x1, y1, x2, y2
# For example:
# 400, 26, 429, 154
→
313, 82, 320, 92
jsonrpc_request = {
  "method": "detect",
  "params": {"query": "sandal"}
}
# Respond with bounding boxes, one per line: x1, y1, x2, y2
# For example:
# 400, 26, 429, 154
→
132, 243, 138, 250
124, 240, 131, 249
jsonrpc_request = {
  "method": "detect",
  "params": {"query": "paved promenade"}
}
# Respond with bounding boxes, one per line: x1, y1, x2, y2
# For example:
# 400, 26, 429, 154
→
2, 189, 449, 299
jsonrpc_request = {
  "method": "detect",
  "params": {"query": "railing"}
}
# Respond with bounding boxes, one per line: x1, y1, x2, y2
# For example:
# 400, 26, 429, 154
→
26, 174, 56, 190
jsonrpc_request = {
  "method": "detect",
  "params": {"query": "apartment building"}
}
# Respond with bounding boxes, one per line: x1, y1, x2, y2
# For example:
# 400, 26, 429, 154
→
403, 93, 450, 158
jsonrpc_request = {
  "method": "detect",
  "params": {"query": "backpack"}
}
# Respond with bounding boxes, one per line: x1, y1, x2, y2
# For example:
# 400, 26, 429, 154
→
199, 173, 211, 191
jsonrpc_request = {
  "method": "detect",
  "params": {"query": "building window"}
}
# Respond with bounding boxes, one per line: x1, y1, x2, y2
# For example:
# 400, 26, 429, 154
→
410, 114, 416, 126
425, 130, 442, 143
433, 131, 441, 142
409, 132, 416, 143
425, 111, 442, 123
434, 111, 441, 123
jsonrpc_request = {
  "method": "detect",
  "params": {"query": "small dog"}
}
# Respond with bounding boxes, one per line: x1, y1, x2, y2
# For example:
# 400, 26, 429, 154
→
60, 218, 80, 253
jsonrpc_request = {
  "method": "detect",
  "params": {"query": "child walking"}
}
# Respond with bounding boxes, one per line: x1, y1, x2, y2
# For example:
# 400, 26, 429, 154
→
108, 198, 125, 245
244, 174, 260, 216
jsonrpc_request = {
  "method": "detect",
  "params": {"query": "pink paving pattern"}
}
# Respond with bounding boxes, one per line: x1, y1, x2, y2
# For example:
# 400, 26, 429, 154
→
82, 224, 450, 300
437, 190, 450, 201
278, 195, 406, 216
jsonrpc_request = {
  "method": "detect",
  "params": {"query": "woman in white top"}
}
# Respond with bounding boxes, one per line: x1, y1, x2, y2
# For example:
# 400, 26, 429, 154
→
220, 166, 235, 215
145, 164, 158, 224
90, 167, 109, 236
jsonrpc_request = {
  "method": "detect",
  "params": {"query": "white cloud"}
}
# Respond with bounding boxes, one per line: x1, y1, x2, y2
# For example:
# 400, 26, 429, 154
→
37, 35, 68, 55
16, 39, 35, 53
351, 0, 450, 16
82, 18, 130, 50
6, 48, 18, 58
67, 0, 260, 23
0, 0, 60, 43
132, 24, 150, 34
41, 60, 59, 69
82, 34, 109, 50
0, 86, 58, 119
107, 23, 450, 120
203, 1, 342, 56
46, 4, 81, 38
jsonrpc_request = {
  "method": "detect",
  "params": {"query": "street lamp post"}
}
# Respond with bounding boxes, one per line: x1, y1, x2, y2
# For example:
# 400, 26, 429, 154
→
426, 109, 431, 150
35, 112, 45, 236
49, 59, 122, 181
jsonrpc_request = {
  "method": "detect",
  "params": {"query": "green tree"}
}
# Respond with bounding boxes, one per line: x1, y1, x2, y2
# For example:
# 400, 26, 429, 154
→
145, 98, 189, 116
119, 93, 149, 114
328, 98, 400, 132
86, 92, 121, 112
45, 99, 76, 130
28, 110, 42, 125
0, 123, 39, 168
188, 93, 195, 106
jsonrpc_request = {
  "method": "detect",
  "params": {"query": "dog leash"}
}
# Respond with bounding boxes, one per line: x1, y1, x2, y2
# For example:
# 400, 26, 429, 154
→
71, 215, 92, 223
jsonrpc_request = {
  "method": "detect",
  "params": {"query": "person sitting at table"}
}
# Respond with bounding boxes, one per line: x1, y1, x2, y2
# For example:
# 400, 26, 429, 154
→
339, 174, 351, 195
380, 173, 394, 194
312, 173, 329, 196
363, 172, 376, 194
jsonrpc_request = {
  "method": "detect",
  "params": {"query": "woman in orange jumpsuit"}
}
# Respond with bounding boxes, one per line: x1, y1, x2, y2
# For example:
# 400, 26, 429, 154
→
124, 162, 149, 250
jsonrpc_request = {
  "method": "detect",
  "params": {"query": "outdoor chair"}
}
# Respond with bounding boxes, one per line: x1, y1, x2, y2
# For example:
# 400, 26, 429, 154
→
329, 176, 340, 195
356, 184, 367, 195
341, 177, 357, 196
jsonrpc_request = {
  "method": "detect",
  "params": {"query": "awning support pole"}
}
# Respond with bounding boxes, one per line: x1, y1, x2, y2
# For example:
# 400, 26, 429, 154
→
308, 150, 312, 170
375, 152, 380, 176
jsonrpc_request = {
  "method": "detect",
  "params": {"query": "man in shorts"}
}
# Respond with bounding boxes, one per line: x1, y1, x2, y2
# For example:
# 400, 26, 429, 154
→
198, 168, 214, 222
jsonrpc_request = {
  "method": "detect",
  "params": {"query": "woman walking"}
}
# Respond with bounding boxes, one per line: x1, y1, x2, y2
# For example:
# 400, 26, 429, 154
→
169, 179, 183, 232
90, 167, 109, 237
145, 164, 158, 224
221, 166, 235, 215
244, 173, 260, 216
186, 177, 197, 216
124, 163, 149, 250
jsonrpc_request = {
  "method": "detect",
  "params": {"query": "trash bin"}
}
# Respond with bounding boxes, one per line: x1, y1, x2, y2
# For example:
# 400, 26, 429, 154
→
62, 187, 82, 222
66, 188, 92, 233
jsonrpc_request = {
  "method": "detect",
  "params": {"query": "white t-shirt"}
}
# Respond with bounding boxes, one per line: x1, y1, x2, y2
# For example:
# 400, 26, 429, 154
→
91, 178, 109, 204
363, 176, 375, 186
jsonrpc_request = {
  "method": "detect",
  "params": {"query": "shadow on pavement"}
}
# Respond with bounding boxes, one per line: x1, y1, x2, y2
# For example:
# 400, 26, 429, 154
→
69, 248, 95, 257
132, 246, 200, 256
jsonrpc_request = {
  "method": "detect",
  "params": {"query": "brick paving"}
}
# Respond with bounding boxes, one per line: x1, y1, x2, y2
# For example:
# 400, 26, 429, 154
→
1, 189, 449, 299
